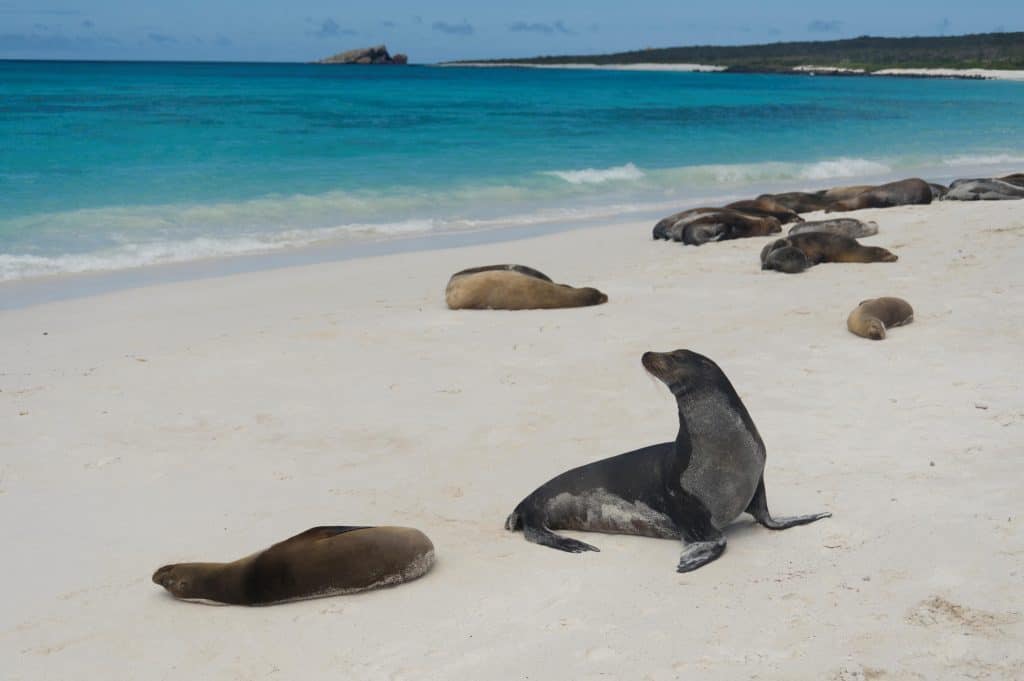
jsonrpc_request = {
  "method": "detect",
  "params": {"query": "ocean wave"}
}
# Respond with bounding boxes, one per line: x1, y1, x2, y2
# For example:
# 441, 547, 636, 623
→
545, 163, 646, 185
3, 153, 1005, 282
941, 154, 1024, 167
797, 158, 892, 180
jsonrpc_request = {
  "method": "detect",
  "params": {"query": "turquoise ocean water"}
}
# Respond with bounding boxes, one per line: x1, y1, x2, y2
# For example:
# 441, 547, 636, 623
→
2, 61, 1023, 282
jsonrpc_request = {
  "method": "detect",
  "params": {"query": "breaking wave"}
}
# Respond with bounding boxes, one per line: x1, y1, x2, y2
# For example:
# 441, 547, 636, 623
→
545, 163, 646, 185
4, 152, 1021, 282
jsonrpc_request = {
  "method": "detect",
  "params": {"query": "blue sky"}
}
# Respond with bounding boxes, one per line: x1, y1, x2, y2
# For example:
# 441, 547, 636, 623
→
1, 1, 1022, 62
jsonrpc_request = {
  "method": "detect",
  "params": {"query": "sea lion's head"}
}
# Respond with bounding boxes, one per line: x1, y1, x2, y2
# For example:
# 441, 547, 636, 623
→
864, 318, 887, 340
764, 246, 809, 274
642, 349, 721, 396
579, 287, 609, 305
152, 563, 209, 600
761, 216, 783, 235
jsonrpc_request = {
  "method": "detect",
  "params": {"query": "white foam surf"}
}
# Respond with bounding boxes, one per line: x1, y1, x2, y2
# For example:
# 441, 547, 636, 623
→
4, 153, 1019, 282
545, 163, 646, 185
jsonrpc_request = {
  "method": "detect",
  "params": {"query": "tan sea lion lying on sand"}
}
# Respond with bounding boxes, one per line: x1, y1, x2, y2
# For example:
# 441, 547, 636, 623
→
826, 178, 933, 212
445, 264, 608, 310
652, 208, 781, 245
847, 297, 914, 340
153, 526, 435, 605
788, 218, 878, 239
760, 232, 898, 274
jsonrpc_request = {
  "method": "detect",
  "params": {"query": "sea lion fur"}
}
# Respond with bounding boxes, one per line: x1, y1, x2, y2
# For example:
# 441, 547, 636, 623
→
153, 526, 435, 605
446, 266, 607, 310
847, 297, 914, 340
761, 233, 897, 274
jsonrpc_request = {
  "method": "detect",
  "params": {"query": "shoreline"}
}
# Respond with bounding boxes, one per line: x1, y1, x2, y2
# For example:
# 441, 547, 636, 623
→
4, 160, 1024, 310
446, 61, 1024, 81
3, 198, 1023, 679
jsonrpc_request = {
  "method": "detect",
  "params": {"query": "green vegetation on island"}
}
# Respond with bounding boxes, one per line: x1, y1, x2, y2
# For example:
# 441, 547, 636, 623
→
459, 32, 1024, 72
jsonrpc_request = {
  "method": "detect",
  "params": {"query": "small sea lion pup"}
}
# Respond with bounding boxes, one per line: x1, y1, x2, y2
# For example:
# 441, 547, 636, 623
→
788, 218, 879, 239
761, 232, 898, 274
847, 297, 914, 340
505, 350, 830, 573
152, 526, 435, 605
652, 208, 781, 245
445, 264, 607, 310
826, 178, 933, 212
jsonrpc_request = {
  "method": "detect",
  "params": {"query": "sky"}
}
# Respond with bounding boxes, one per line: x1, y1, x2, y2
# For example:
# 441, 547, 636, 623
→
1, 1, 1022, 63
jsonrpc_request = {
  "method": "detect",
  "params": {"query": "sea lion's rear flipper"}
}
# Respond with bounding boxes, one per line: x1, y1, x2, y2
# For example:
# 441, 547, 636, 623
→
523, 525, 600, 554
744, 478, 831, 530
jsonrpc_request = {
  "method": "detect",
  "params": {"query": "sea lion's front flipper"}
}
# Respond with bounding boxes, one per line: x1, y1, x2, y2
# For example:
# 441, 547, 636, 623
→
523, 525, 600, 554
744, 478, 831, 530
665, 485, 726, 573
676, 534, 726, 573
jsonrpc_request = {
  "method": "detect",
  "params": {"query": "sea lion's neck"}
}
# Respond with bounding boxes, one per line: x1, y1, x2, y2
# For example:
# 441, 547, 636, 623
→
674, 396, 696, 452
189, 562, 247, 604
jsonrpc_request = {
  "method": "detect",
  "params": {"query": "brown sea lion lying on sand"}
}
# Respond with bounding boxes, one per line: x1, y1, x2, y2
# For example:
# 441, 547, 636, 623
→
445, 264, 608, 310
757, 191, 834, 214
652, 208, 781, 245
153, 526, 435, 605
760, 233, 898, 274
826, 178, 933, 212
725, 197, 804, 224
822, 185, 876, 201
847, 297, 914, 340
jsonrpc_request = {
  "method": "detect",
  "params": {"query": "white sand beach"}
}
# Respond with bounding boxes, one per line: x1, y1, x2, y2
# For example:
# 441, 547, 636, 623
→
447, 62, 728, 72
2, 199, 1023, 679
872, 68, 1024, 81
453, 62, 1024, 81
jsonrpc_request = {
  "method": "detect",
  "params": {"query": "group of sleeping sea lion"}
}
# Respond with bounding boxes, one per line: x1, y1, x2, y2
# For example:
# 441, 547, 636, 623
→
153, 170, 1018, 605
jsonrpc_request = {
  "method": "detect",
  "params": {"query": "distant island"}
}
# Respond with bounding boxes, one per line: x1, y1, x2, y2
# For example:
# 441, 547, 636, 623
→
450, 32, 1024, 77
317, 45, 408, 65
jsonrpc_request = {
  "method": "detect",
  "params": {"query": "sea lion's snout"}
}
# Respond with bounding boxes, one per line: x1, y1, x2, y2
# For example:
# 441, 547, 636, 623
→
642, 349, 697, 383
641, 351, 670, 377
152, 565, 174, 587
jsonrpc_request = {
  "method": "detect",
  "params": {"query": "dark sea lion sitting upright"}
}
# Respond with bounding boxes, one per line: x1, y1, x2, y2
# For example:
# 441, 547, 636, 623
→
152, 526, 435, 605
504, 349, 831, 573
826, 178, 932, 212
445, 265, 607, 310
847, 297, 914, 340
652, 208, 781, 245
761, 233, 898, 274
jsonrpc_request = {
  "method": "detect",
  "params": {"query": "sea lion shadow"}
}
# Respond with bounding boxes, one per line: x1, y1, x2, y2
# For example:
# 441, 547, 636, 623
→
722, 519, 762, 540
